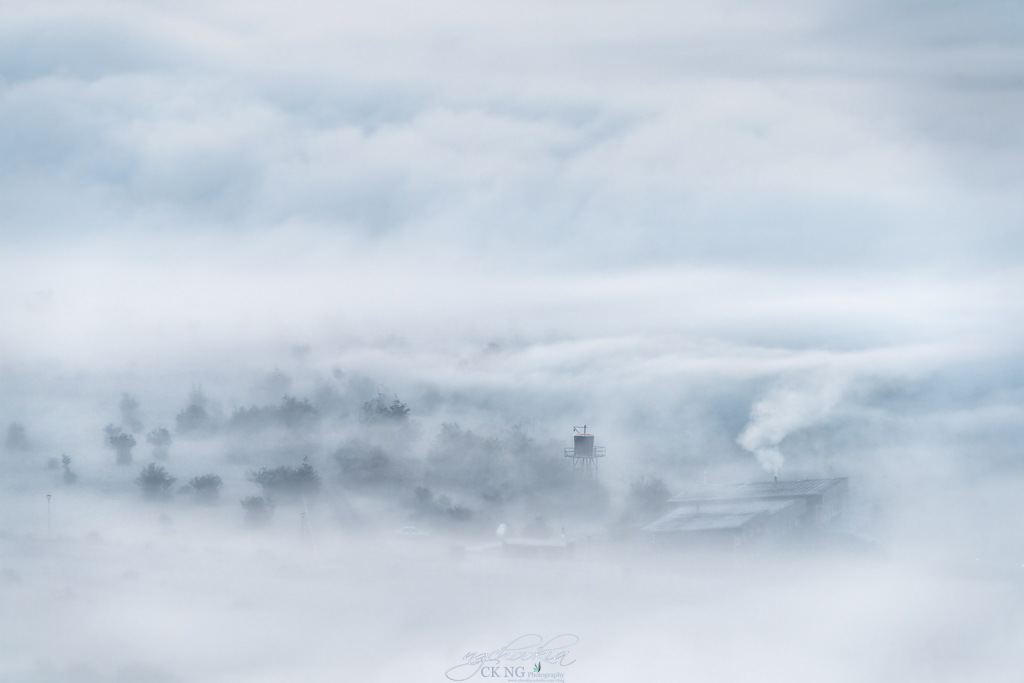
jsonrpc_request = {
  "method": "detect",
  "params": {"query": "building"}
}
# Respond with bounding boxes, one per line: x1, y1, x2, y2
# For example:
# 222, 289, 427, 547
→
643, 478, 848, 547
668, 478, 848, 525
642, 498, 806, 547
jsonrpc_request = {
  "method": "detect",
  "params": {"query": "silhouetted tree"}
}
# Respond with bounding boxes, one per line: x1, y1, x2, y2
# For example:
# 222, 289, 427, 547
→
176, 387, 212, 434
277, 396, 318, 430
361, 394, 410, 422
248, 457, 321, 501
105, 424, 136, 465
189, 474, 222, 504
146, 427, 172, 459
137, 463, 176, 499
61, 454, 76, 484
241, 496, 274, 527
228, 396, 318, 432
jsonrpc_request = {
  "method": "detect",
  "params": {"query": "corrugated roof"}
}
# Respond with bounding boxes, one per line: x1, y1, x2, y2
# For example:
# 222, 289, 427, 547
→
645, 512, 762, 532
643, 499, 802, 533
668, 478, 847, 504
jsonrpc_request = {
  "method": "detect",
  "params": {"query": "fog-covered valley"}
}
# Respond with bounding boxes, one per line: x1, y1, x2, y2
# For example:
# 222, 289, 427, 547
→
3, 0, 1024, 679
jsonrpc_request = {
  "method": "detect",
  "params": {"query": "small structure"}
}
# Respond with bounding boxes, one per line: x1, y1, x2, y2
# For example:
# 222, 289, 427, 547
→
564, 425, 606, 479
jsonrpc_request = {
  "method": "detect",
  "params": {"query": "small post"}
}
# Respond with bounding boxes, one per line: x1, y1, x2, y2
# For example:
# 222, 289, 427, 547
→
47, 494, 51, 537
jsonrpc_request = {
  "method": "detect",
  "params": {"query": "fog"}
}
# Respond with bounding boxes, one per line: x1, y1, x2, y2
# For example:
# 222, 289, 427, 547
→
2, 0, 1024, 681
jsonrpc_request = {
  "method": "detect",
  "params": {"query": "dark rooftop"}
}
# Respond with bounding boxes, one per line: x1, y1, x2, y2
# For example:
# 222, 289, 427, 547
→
668, 478, 847, 504
644, 499, 804, 533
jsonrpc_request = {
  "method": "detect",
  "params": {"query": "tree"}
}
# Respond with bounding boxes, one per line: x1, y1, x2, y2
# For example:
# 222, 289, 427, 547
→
241, 496, 274, 527
146, 427, 173, 459
278, 396, 318, 430
105, 424, 136, 465
61, 454, 77, 484
227, 396, 318, 432
176, 387, 213, 434
189, 474, 222, 504
137, 463, 176, 499
361, 394, 410, 422
248, 457, 321, 501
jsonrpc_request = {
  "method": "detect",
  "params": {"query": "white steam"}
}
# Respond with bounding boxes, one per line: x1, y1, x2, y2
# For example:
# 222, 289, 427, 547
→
737, 375, 846, 474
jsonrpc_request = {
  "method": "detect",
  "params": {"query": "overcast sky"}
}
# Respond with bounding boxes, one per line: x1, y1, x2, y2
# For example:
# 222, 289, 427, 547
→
1, 0, 1023, 468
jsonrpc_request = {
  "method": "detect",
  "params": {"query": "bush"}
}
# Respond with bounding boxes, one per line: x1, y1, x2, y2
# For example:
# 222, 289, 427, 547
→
228, 396, 318, 432
241, 496, 274, 527
361, 394, 410, 422
189, 474, 223, 503
248, 457, 321, 501
137, 463, 176, 499
105, 425, 136, 465
176, 388, 214, 434
146, 427, 172, 459
61, 454, 77, 484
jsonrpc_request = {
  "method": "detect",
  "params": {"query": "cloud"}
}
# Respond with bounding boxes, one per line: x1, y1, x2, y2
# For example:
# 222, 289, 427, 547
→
0, 0, 1018, 265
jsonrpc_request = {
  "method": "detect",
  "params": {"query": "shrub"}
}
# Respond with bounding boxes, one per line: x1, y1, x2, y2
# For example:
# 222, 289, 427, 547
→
61, 454, 77, 484
228, 396, 318, 432
105, 425, 136, 465
189, 474, 223, 503
175, 388, 214, 434
137, 463, 176, 499
146, 427, 172, 459
248, 457, 321, 501
361, 394, 410, 422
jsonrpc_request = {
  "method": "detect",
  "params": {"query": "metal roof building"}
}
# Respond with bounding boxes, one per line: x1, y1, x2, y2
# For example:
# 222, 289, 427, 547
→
642, 499, 806, 547
667, 478, 848, 525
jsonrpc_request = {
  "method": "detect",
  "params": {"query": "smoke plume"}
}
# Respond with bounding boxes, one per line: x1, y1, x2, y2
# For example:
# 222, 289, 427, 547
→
737, 374, 846, 474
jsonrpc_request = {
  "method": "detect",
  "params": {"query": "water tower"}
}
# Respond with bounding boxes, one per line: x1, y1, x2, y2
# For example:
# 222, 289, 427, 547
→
564, 425, 606, 479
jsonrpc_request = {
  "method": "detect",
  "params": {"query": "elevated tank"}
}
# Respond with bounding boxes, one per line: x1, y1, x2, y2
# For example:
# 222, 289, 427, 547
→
573, 433, 595, 458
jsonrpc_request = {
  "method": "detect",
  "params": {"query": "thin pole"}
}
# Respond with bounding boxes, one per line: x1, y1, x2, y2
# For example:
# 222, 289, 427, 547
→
300, 512, 306, 542
47, 494, 51, 537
